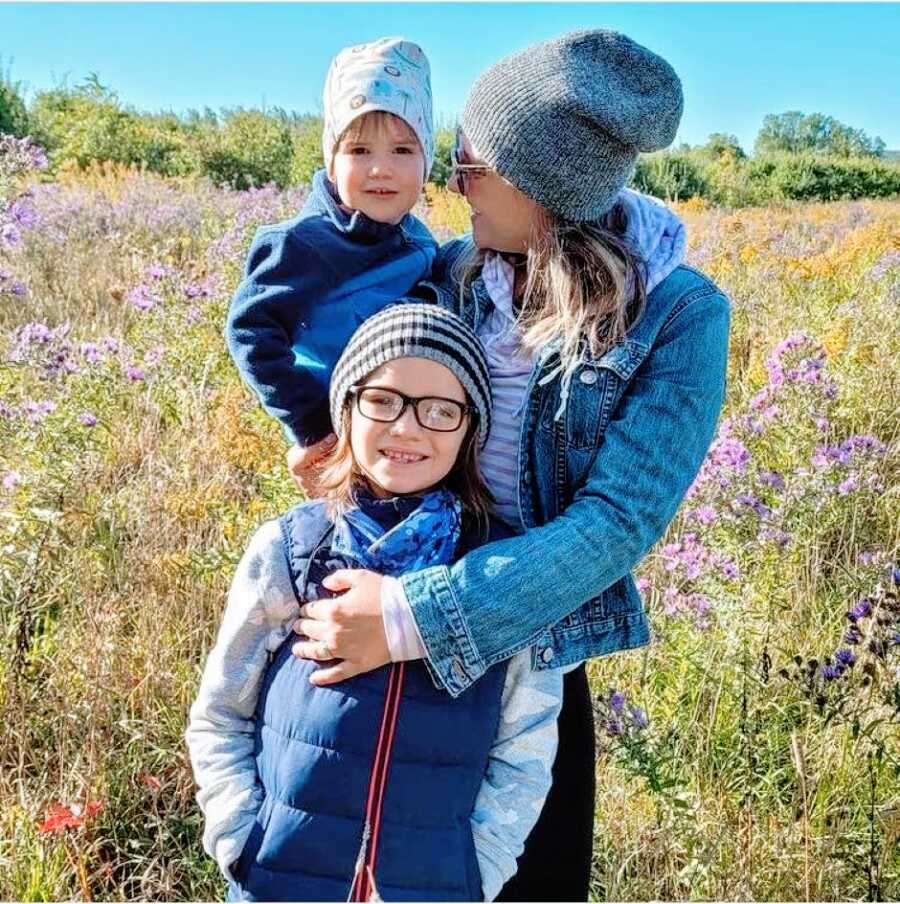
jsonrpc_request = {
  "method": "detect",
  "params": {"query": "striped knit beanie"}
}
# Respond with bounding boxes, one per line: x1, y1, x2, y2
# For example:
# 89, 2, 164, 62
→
330, 304, 492, 448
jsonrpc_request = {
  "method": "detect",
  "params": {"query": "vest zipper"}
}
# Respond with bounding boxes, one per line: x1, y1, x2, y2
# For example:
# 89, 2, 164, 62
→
348, 662, 406, 902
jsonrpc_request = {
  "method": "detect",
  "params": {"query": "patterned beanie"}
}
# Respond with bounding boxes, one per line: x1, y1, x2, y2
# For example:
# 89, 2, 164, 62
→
322, 37, 434, 176
462, 29, 683, 221
330, 304, 492, 448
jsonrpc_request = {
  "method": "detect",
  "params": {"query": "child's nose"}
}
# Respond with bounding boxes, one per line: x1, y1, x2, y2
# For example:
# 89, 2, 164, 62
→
389, 406, 421, 435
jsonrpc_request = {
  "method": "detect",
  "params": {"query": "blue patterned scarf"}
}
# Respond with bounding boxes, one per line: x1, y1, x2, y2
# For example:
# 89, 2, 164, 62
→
330, 489, 462, 576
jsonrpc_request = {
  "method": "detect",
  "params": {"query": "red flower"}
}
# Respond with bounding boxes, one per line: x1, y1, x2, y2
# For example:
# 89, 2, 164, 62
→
38, 800, 105, 834
139, 771, 162, 792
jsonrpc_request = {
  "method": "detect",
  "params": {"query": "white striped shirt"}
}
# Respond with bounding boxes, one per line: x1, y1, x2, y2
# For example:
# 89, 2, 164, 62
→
476, 253, 535, 530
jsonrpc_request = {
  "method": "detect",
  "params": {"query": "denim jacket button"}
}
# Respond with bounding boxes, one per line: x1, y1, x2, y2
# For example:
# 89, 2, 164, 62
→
451, 658, 466, 681
541, 646, 554, 663
579, 369, 598, 385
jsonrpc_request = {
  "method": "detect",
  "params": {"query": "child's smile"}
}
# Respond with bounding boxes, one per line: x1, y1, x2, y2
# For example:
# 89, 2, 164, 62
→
350, 357, 469, 498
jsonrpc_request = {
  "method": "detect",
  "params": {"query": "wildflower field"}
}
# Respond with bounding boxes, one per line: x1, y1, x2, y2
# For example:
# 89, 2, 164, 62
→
1, 137, 898, 901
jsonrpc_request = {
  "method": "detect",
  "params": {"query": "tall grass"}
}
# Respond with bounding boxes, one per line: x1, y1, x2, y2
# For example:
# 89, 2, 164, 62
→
1, 155, 898, 900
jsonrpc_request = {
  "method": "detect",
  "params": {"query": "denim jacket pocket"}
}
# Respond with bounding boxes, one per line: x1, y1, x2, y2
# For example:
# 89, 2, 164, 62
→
542, 339, 650, 451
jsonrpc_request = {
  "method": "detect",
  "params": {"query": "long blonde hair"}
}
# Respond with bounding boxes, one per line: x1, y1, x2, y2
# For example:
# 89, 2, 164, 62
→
452, 201, 647, 372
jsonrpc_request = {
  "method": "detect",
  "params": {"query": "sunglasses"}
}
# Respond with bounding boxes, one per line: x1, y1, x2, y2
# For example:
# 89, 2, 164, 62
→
450, 126, 490, 195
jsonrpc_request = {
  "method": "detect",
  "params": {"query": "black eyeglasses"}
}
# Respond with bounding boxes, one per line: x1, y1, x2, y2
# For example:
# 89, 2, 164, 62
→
350, 385, 476, 432
450, 126, 489, 195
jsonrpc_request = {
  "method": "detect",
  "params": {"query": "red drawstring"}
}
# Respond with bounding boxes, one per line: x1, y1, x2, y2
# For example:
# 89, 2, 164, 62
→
349, 662, 406, 902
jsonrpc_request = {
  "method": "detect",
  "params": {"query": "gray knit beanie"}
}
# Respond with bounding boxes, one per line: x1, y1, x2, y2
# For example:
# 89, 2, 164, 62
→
462, 29, 683, 221
330, 304, 492, 447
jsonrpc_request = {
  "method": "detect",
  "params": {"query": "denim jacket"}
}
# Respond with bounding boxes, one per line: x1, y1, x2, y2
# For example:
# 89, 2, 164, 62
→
401, 239, 731, 697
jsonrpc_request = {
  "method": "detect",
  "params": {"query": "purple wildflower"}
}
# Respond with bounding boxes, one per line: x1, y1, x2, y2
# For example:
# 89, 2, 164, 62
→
125, 365, 146, 381
760, 471, 785, 491
760, 527, 792, 548
837, 474, 859, 495
610, 692, 626, 714
821, 665, 840, 680
636, 577, 651, 592
734, 494, 771, 519
79, 412, 98, 427
144, 345, 166, 367
713, 438, 751, 472
1, 222, 21, 249
844, 625, 862, 646
9, 199, 39, 230
22, 399, 56, 423
691, 505, 718, 525
662, 585, 679, 616
866, 250, 900, 282
857, 551, 878, 566
2, 470, 21, 491
80, 342, 102, 364
835, 649, 856, 667
847, 599, 872, 623
628, 706, 649, 730
750, 390, 769, 411
719, 560, 740, 581
689, 593, 712, 616
126, 284, 157, 312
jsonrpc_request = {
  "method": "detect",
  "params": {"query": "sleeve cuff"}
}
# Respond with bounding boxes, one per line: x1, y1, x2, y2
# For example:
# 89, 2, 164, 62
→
381, 576, 427, 661
284, 398, 334, 447
213, 821, 256, 882
400, 565, 487, 698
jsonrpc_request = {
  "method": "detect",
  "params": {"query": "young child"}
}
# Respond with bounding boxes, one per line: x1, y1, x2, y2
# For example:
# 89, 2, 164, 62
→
226, 36, 437, 459
187, 305, 564, 902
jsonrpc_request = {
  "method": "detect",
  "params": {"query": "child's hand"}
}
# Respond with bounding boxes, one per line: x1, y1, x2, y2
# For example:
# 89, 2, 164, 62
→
286, 435, 337, 497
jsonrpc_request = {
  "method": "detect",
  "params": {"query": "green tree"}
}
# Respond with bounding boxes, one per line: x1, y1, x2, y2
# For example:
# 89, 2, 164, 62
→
754, 111, 885, 158
428, 126, 455, 188
28, 75, 147, 168
0, 61, 29, 137
703, 133, 746, 160
632, 151, 708, 201
289, 115, 324, 185
196, 109, 294, 189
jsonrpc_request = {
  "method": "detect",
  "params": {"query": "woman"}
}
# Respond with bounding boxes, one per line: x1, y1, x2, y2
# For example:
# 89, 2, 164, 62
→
289, 29, 730, 901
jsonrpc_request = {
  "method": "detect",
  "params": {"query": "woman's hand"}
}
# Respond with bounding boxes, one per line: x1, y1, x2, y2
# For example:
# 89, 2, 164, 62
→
291, 569, 390, 685
286, 435, 337, 496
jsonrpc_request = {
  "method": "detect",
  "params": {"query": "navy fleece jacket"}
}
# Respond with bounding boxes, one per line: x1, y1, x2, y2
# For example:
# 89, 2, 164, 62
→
225, 169, 437, 446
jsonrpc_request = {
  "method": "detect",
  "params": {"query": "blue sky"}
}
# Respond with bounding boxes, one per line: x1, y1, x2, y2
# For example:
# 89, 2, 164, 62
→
2, 3, 899, 152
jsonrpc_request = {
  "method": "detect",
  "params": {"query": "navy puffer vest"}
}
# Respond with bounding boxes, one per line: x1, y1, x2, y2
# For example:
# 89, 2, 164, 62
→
229, 500, 509, 902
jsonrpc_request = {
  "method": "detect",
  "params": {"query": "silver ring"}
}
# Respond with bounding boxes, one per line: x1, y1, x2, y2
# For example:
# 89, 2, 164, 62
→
320, 642, 334, 660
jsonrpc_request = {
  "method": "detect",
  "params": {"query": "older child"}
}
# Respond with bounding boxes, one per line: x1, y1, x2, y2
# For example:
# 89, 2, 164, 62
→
187, 305, 564, 902
226, 37, 437, 455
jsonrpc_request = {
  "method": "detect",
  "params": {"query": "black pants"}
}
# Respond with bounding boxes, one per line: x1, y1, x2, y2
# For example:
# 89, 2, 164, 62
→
495, 663, 596, 902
